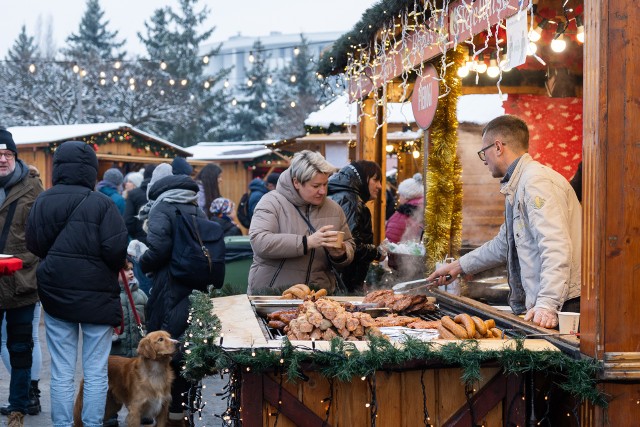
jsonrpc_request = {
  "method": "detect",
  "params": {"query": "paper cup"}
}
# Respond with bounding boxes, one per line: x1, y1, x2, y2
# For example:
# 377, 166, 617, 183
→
333, 231, 345, 248
558, 312, 580, 334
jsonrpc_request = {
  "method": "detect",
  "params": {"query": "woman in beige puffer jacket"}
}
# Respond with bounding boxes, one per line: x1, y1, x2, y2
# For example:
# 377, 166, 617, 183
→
248, 151, 355, 295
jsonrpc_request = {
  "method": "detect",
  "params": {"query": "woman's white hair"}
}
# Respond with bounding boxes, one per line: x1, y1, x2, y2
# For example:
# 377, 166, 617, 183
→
289, 150, 336, 184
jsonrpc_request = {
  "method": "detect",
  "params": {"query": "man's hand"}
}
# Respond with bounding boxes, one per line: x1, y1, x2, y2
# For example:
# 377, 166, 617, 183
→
524, 307, 558, 329
425, 259, 463, 286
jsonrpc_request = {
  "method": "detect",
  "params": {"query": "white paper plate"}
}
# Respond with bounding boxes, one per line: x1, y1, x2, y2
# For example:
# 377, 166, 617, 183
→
0, 254, 14, 259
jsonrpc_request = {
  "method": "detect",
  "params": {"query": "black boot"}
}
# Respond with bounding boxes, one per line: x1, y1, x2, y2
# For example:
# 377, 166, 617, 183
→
26, 380, 41, 416
0, 381, 41, 416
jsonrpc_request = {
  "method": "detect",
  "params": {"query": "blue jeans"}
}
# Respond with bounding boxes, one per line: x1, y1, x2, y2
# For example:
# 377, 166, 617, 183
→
0, 303, 35, 414
44, 312, 112, 427
2, 301, 42, 380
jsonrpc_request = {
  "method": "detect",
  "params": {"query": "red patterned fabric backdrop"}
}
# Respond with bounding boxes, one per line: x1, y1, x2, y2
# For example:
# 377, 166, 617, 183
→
503, 94, 582, 180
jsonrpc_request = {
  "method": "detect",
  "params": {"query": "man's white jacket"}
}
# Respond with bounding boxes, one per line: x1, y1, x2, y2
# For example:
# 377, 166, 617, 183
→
460, 153, 581, 314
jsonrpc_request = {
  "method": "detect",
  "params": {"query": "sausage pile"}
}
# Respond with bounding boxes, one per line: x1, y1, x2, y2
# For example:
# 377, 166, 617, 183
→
437, 314, 503, 339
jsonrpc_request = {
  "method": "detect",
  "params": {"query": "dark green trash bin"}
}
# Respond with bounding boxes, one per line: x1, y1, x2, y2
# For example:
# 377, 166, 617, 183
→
221, 236, 253, 295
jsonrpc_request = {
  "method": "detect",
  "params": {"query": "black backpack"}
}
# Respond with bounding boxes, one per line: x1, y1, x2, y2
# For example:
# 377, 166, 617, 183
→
170, 207, 225, 290
237, 192, 251, 228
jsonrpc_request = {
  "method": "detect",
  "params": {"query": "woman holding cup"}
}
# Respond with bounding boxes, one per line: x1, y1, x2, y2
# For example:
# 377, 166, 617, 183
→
248, 151, 355, 295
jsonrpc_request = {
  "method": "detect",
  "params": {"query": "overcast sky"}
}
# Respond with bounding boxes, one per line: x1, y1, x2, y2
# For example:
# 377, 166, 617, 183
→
1, 0, 378, 57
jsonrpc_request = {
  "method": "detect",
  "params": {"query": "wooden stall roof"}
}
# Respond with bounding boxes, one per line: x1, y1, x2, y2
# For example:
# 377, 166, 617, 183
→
8, 122, 192, 157
184, 140, 287, 165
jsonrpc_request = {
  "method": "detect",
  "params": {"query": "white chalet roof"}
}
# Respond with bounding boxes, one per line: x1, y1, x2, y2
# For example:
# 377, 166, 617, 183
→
7, 122, 190, 155
304, 94, 506, 129
185, 141, 279, 161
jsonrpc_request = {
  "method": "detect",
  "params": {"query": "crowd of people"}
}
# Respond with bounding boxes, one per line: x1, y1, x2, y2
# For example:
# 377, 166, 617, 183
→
0, 113, 583, 426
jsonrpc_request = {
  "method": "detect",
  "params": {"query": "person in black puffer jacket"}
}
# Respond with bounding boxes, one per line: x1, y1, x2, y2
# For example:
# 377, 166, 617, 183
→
327, 161, 385, 294
124, 164, 156, 296
26, 141, 128, 427
138, 173, 221, 426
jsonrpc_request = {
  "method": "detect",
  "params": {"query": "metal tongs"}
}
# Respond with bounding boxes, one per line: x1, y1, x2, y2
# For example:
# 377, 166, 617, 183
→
392, 274, 453, 294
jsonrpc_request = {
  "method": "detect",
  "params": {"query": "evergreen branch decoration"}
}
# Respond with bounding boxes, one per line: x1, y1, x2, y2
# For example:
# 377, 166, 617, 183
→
182, 294, 608, 408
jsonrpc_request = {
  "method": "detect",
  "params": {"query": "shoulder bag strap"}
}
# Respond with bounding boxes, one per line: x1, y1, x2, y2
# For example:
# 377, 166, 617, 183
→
115, 268, 145, 337
0, 199, 19, 253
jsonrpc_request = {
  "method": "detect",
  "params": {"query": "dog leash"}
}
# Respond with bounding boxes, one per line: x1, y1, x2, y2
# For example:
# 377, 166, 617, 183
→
114, 269, 146, 338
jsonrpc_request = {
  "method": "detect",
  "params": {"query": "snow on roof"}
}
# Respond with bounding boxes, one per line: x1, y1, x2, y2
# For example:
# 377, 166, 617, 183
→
185, 140, 279, 161
7, 122, 189, 154
305, 93, 506, 129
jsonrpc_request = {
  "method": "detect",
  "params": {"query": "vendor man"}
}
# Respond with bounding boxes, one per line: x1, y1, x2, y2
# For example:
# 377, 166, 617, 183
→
427, 115, 581, 328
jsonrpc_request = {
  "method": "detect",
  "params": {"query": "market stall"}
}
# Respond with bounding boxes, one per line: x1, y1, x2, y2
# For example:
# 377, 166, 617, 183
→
179, 0, 640, 424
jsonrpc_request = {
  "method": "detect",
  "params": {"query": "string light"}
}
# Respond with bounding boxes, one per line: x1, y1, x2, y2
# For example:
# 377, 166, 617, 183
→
146, 79, 153, 87
248, 51, 255, 63
529, 18, 547, 42
486, 53, 500, 78
202, 55, 209, 64
266, 75, 273, 85
113, 60, 121, 69
160, 60, 167, 70
260, 101, 267, 109
203, 81, 210, 89
28, 64, 36, 73
223, 79, 229, 88
576, 16, 585, 43
72, 64, 80, 73
293, 46, 300, 56
246, 79, 253, 87
290, 74, 297, 83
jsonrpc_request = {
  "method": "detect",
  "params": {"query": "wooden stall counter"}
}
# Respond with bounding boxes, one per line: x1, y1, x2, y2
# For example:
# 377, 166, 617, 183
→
210, 294, 572, 427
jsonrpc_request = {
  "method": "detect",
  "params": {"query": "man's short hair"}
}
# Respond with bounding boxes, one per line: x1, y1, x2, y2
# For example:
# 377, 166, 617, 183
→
482, 114, 529, 151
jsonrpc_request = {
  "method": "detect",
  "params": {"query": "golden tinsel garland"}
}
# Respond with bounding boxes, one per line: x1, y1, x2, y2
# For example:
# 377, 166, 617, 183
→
424, 45, 465, 271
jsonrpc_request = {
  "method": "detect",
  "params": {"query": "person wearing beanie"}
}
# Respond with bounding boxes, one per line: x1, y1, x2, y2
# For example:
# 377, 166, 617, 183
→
124, 164, 158, 296
171, 157, 193, 176
97, 167, 126, 215
266, 172, 280, 191
209, 197, 242, 237
124, 172, 144, 192
385, 173, 424, 243
26, 140, 128, 427
0, 128, 45, 423
328, 160, 384, 294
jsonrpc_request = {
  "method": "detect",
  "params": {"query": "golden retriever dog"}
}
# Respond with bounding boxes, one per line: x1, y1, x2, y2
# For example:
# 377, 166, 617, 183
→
73, 330, 178, 427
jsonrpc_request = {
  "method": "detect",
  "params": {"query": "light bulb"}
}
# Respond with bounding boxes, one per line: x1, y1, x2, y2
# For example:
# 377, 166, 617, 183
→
147, 79, 153, 87
160, 61, 167, 70
202, 55, 209, 64
266, 76, 273, 85
72, 64, 80, 73
293, 47, 300, 56
80, 69, 87, 77
114, 61, 121, 69
204, 81, 210, 89
260, 101, 266, 109
576, 26, 585, 43
386, 144, 394, 153
527, 42, 538, 56
457, 66, 470, 78
100, 78, 106, 85
231, 98, 237, 106
528, 29, 542, 42
248, 51, 255, 63
129, 77, 135, 85
487, 59, 500, 78
223, 79, 229, 88
99, 71, 106, 78
290, 75, 297, 83
28, 64, 36, 73
475, 60, 488, 74
550, 35, 567, 53
412, 150, 420, 159
290, 101, 296, 108
247, 79, 253, 87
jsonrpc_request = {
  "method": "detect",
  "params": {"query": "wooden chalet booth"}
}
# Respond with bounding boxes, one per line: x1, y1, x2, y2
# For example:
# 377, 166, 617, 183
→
9, 122, 191, 188
176, 1, 640, 426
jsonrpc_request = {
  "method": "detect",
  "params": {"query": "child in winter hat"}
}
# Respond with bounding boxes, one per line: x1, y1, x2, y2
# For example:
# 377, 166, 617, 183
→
397, 173, 423, 201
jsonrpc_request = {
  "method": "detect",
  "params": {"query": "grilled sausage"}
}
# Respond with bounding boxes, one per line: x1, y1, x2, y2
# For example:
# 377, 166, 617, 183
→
438, 324, 456, 339
454, 313, 476, 338
471, 316, 488, 336
441, 315, 468, 339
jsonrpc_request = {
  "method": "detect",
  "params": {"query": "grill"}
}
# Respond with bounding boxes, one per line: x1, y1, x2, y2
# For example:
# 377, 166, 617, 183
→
251, 292, 580, 357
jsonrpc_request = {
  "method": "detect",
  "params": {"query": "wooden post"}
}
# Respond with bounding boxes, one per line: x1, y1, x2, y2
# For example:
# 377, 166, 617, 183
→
582, 0, 640, 424
357, 92, 387, 244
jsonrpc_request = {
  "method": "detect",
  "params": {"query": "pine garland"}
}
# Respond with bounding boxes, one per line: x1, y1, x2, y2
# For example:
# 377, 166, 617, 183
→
424, 46, 465, 272
182, 293, 607, 408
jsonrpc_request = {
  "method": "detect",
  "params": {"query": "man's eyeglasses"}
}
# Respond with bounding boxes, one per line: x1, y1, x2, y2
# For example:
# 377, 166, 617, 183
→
0, 151, 15, 160
477, 142, 504, 161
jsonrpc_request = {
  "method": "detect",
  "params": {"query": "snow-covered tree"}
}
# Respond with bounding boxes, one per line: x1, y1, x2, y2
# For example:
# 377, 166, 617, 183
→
270, 35, 324, 138
224, 40, 278, 141
64, 0, 126, 60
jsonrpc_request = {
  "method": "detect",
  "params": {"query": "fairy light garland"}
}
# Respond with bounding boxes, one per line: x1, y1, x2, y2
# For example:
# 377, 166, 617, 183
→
46, 130, 183, 158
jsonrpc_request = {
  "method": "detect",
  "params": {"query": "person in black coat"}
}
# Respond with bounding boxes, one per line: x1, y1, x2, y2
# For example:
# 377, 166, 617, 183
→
26, 141, 128, 427
327, 161, 385, 294
124, 164, 156, 295
138, 173, 219, 424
